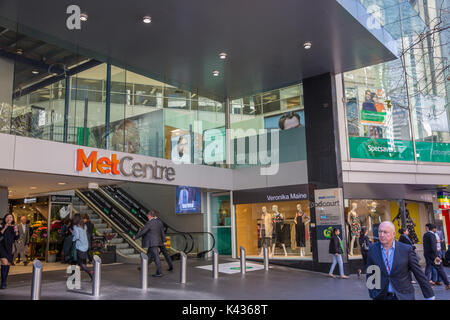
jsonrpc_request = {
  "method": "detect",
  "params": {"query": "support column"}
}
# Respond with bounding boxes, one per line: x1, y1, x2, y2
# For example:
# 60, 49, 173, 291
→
104, 63, 111, 149
0, 187, 8, 219
303, 73, 345, 273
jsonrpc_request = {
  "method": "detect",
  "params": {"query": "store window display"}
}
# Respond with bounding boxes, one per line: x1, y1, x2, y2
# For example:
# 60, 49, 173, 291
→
344, 200, 392, 258
392, 203, 419, 244
236, 200, 312, 259
294, 204, 310, 257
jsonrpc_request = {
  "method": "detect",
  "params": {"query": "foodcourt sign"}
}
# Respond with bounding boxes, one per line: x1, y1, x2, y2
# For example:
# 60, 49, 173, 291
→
75, 149, 176, 181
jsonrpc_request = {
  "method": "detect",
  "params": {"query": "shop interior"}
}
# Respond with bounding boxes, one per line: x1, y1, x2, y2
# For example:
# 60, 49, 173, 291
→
236, 200, 312, 260
9, 197, 72, 263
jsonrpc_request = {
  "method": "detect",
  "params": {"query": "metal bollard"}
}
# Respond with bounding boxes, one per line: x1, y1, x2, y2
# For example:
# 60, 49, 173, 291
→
180, 252, 187, 284
212, 249, 219, 279
31, 259, 43, 300
92, 255, 101, 297
140, 253, 148, 290
240, 246, 246, 275
263, 245, 269, 271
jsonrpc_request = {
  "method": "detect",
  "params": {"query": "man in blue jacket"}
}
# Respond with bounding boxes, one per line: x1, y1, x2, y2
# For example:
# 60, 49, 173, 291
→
366, 221, 434, 300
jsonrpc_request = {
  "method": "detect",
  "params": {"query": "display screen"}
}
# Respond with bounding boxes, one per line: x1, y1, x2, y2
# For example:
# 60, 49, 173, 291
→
176, 186, 201, 214
264, 110, 304, 130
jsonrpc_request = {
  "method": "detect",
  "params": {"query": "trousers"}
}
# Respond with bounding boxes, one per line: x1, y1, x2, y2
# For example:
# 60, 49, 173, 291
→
329, 254, 344, 276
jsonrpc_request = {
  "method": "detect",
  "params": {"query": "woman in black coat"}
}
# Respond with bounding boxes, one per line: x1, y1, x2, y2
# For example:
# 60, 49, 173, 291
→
358, 227, 371, 277
328, 228, 348, 279
0, 214, 19, 289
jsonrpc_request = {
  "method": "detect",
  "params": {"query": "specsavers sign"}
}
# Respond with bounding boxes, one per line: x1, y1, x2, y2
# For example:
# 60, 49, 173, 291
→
76, 148, 176, 181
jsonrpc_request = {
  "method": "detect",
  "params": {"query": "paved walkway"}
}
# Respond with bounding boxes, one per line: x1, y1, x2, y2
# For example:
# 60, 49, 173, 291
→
1, 258, 449, 300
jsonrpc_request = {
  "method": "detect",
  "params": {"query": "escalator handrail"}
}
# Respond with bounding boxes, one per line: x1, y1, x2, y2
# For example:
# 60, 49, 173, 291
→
166, 232, 190, 253
104, 186, 216, 256
74, 189, 146, 255
97, 187, 145, 229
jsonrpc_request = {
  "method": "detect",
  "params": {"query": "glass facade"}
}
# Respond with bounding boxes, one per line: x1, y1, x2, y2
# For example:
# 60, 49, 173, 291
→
1, 62, 225, 166
230, 84, 307, 167
344, 0, 450, 163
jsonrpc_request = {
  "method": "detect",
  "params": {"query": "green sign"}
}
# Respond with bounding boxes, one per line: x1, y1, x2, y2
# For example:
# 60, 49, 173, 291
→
360, 110, 386, 125
349, 136, 414, 161
416, 141, 450, 163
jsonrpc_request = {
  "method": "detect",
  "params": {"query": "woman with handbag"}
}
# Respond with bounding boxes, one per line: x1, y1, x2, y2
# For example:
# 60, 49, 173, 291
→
358, 227, 371, 277
72, 214, 93, 280
0, 214, 19, 289
328, 228, 349, 279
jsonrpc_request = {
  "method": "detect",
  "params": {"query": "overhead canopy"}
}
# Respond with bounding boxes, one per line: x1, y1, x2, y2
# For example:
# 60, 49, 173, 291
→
0, 0, 398, 100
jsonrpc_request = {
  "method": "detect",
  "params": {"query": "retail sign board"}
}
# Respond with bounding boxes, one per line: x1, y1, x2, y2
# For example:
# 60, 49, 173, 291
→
314, 188, 344, 226
233, 184, 308, 205
50, 195, 72, 203
314, 188, 346, 263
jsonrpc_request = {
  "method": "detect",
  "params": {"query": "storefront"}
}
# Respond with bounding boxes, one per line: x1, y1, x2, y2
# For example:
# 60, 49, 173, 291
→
233, 185, 313, 261
344, 198, 434, 261
9, 195, 73, 262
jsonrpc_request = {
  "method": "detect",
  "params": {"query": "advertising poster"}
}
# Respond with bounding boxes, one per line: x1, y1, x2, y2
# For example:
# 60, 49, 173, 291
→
176, 186, 201, 214
203, 127, 226, 164
360, 89, 388, 126
264, 110, 304, 130
171, 133, 191, 163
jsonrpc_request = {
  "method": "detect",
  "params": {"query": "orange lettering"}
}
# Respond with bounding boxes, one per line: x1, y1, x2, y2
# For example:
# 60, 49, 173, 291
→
111, 154, 120, 175
97, 157, 112, 174
76, 149, 97, 172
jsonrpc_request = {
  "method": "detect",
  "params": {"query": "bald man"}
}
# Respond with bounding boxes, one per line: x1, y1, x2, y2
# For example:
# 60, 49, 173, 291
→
366, 221, 434, 300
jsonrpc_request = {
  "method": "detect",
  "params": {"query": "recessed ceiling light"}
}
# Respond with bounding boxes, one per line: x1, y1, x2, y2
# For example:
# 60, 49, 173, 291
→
30, 187, 37, 190
57, 182, 67, 185
31, 69, 39, 75
219, 52, 227, 60
143, 16, 152, 24
213, 70, 220, 77
303, 41, 312, 50
80, 13, 88, 21
16, 48, 24, 55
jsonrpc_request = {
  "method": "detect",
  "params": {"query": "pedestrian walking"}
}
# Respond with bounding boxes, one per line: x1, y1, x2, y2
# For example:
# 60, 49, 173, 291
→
82, 214, 94, 264
328, 228, 348, 279
72, 214, 93, 280
0, 214, 19, 289
423, 223, 449, 289
430, 225, 448, 287
13, 216, 30, 266
134, 210, 173, 277
358, 227, 371, 277
366, 221, 435, 300
61, 218, 74, 264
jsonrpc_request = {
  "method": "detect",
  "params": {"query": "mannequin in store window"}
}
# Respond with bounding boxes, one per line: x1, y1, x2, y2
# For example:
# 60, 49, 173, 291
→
368, 201, 382, 241
347, 202, 361, 256
294, 204, 310, 257
392, 203, 419, 244
259, 206, 273, 256
271, 205, 288, 257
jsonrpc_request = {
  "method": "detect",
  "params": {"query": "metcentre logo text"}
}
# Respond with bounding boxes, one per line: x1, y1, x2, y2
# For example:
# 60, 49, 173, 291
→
76, 149, 176, 181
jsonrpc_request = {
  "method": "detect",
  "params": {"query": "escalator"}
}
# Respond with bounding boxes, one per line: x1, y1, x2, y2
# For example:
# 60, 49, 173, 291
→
100, 185, 215, 258
73, 185, 215, 262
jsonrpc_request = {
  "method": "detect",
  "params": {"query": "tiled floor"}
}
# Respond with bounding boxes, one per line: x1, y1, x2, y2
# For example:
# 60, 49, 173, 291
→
1, 257, 449, 300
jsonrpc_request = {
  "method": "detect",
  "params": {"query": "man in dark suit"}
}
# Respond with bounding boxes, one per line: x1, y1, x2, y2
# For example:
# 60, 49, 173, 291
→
13, 216, 30, 266
366, 221, 434, 300
423, 224, 450, 289
134, 211, 172, 277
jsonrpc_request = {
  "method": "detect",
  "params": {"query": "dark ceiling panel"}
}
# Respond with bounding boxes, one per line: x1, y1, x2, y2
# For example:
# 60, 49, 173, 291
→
0, 0, 397, 100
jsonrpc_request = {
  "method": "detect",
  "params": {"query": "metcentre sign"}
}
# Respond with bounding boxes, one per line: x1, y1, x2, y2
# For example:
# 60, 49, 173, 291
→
76, 149, 176, 181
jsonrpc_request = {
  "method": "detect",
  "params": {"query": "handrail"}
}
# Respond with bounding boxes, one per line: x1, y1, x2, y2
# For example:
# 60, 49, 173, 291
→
74, 189, 146, 255
97, 188, 145, 229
